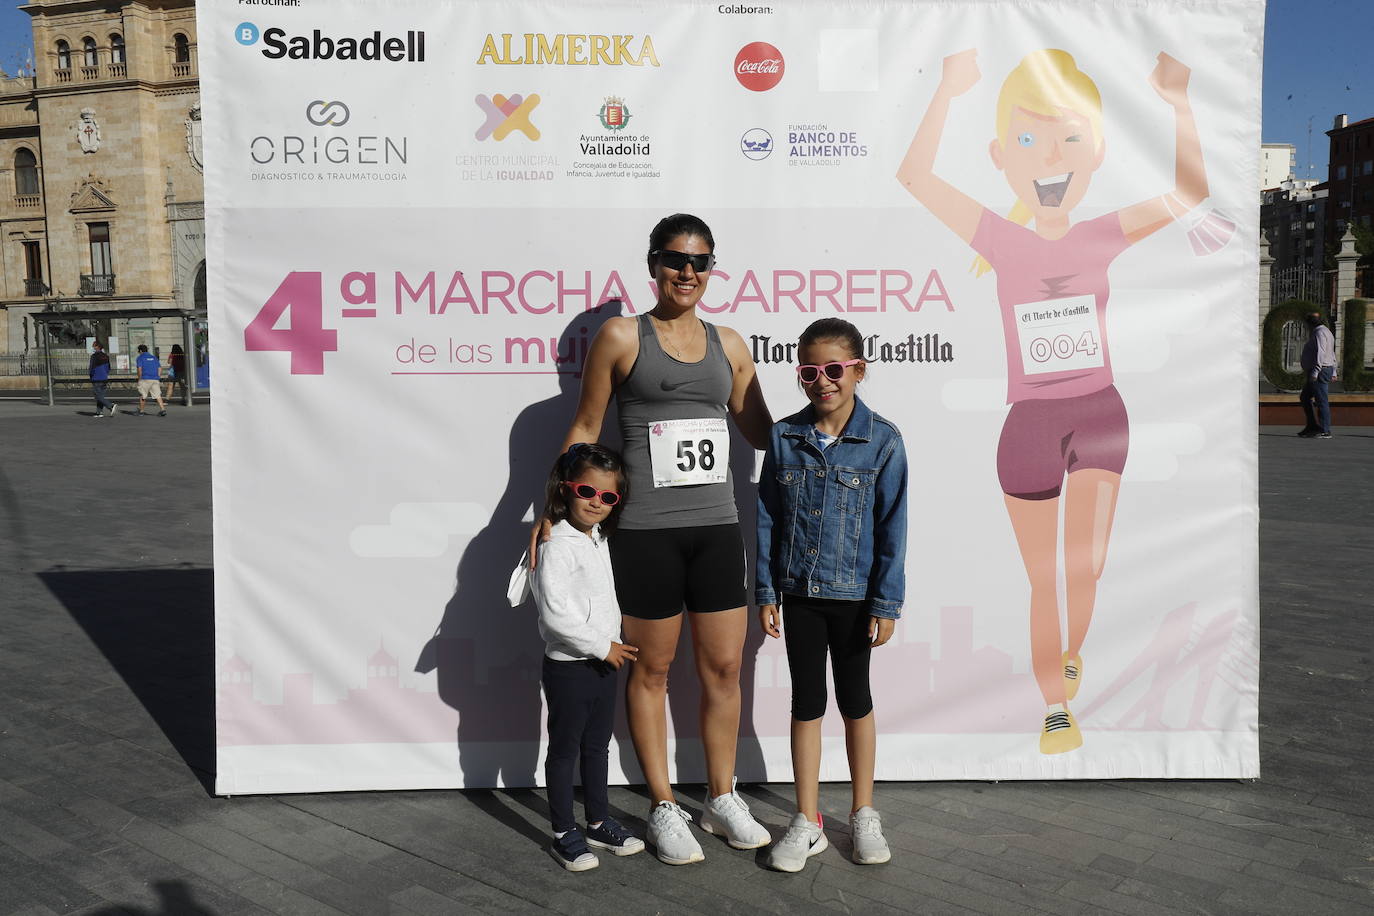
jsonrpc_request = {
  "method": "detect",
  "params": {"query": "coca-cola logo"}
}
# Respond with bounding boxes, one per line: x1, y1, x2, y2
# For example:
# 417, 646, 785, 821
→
734, 41, 784, 92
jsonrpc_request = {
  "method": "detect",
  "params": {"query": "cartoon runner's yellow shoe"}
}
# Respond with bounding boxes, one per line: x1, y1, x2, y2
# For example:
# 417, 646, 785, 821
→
1062, 653, 1083, 702
1039, 706, 1083, 755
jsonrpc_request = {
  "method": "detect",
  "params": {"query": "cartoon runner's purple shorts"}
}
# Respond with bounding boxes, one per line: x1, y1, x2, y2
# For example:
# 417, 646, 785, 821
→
996, 385, 1129, 500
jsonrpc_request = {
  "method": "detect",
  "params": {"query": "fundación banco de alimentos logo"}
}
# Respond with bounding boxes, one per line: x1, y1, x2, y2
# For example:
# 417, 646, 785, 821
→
475, 93, 541, 141
740, 128, 772, 160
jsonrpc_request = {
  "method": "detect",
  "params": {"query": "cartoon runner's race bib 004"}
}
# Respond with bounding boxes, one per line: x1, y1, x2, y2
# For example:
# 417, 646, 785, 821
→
1012, 294, 1104, 376
648, 418, 729, 487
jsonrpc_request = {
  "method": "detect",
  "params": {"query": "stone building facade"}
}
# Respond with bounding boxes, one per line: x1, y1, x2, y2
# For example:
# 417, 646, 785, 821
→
0, 0, 202, 363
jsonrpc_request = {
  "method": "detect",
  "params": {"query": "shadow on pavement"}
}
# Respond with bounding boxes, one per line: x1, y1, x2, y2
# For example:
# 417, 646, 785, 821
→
39, 566, 216, 794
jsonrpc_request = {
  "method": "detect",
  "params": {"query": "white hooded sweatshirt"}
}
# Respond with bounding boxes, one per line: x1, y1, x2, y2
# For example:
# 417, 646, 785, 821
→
532, 520, 622, 662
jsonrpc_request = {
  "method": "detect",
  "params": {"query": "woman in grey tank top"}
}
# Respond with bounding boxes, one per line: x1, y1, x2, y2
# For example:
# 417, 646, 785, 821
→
534, 214, 774, 864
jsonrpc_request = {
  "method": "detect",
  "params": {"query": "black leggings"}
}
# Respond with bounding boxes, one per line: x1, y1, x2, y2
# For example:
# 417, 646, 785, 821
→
782, 594, 874, 722
542, 657, 616, 832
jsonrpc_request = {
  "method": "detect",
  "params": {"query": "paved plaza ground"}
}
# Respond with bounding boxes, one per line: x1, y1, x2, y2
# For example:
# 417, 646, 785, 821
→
1, 398, 1371, 915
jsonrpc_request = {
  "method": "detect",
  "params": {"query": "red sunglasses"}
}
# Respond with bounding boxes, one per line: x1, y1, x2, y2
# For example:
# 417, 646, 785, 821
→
563, 480, 621, 506
796, 359, 862, 384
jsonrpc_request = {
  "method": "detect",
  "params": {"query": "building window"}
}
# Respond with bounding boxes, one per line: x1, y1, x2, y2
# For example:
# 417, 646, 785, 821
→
173, 33, 190, 63
14, 148, 38, 196
1364, 160, 1373, 176
82, 223, 115, 296
110, 33, 125, 64
22, 241, 43, 296
1336, 165, 1348, 180
89, 222, 112, 274
82, 37, 97, 67
55, 40, 70, 69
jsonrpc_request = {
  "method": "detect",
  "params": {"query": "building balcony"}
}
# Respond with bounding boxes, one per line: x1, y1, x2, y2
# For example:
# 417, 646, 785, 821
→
54, 68, 72, 83
107, 62, 126, 78
80, 273, 116, 297
80, 66, 99, 80
14, 195, 40, 209
171, 62, 193, 78
24, 278, 48, 297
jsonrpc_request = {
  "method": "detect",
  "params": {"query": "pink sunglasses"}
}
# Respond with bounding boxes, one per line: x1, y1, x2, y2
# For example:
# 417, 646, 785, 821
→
796, 359, 861, 384
563, 480, 621, 506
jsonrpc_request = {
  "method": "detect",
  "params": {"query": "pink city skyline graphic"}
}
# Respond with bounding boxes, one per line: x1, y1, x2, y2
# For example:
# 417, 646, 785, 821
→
217, 603, 1252, 747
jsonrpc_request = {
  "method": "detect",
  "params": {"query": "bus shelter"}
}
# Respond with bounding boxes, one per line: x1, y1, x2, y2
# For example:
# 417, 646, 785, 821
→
29, 307, 208, 407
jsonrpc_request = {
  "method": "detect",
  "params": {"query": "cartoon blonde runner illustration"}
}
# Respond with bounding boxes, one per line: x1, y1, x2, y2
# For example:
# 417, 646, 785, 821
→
896, 48, 1208, 754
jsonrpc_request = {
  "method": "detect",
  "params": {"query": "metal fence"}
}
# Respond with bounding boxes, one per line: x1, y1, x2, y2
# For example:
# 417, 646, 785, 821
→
0, 351, 95, 378
1271, 266, 1327, 306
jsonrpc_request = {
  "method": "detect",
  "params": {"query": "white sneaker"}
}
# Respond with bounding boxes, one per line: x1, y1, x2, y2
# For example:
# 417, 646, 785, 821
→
647, 801, 704, 865
849, 806, 891, 864
764, 812, 827, 872
701, 779, 771, 849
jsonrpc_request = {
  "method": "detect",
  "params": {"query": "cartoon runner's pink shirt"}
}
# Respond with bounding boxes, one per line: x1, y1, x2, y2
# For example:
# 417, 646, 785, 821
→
970, 208, 1131, 404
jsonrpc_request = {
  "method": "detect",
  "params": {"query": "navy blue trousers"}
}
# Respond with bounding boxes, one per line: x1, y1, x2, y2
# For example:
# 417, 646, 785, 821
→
542, 656, 616, 832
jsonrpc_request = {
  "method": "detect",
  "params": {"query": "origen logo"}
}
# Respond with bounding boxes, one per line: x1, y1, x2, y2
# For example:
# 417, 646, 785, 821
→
475, 93, 540, 141
735, 41, 784, 92
306, 100, 350, 127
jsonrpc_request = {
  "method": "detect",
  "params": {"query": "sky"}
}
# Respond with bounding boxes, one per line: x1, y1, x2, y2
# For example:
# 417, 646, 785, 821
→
0, 0, 1367, 180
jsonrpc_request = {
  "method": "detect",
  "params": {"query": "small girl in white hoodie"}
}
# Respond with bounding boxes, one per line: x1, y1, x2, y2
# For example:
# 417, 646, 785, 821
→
534, 442, 644, 871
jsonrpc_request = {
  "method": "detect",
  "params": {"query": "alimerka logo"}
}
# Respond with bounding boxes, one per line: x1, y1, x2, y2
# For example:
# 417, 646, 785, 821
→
475, 93, 541, 141
735, 41, 783, 91
477, 33, 659, 66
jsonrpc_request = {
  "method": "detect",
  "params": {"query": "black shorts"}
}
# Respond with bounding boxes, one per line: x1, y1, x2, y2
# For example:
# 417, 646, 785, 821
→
609, 524, 748, 619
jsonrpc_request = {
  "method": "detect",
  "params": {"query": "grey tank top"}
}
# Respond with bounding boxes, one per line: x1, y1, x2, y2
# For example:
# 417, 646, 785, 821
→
615, 314, 737, 530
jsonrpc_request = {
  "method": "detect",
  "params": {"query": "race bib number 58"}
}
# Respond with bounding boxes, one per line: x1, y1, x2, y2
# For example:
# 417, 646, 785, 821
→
1013, 294, 1103, 376
648, 418, 729, 488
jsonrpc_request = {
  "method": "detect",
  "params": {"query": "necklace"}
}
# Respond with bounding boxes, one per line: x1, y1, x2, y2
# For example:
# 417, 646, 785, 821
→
652, 314, 697, 358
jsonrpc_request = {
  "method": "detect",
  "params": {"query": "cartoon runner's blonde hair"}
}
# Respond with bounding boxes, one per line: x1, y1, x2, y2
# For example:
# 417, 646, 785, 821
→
974, 49, 1104, 277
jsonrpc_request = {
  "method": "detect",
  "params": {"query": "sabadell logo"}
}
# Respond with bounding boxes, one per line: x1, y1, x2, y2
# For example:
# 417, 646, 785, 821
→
734, 41, 783, 92
234, 22, 426, 62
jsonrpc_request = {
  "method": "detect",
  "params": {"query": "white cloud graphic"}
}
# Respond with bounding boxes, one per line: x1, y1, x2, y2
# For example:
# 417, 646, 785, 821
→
349, 502, 489, 558
1109, 289, 1206, 374
1127, 423, 1205, 481
941, 377, 1006, 412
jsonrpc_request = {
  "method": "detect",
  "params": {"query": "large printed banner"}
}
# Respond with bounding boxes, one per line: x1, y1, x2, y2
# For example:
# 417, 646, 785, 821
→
203, 0, 1263, 794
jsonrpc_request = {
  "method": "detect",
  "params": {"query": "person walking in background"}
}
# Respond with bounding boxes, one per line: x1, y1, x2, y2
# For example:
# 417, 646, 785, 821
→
1298, 311, 1337, 439
163, 343, 187, 403
134, 344, 167, 417
89, 340, 116, 418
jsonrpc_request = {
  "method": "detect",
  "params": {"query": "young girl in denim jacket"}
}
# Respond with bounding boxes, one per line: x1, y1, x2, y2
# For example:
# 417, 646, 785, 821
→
756, 318, 908, 873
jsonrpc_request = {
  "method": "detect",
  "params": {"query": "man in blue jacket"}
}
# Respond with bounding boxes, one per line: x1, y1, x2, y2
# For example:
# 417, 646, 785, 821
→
89, 340, 116, 418
134, 344, 167, 416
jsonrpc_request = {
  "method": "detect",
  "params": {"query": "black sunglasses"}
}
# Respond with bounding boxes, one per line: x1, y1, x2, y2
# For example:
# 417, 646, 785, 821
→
651, 249, 716, 273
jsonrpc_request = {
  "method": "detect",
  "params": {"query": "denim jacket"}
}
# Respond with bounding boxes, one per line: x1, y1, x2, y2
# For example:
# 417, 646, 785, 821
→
755, 396, 908, 618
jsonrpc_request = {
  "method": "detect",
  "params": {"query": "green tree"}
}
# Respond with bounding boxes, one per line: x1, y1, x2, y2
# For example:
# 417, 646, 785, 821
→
1325, 220, 1374, 270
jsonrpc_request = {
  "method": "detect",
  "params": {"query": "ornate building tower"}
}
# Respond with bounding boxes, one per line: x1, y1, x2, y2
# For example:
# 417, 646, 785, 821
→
0, 0, 202, 358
